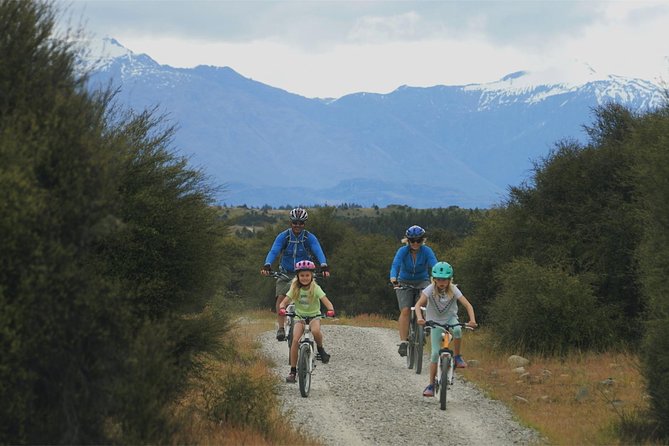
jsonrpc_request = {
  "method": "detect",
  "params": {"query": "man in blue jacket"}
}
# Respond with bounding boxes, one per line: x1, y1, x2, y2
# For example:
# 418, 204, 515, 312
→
260, 207, 330, 341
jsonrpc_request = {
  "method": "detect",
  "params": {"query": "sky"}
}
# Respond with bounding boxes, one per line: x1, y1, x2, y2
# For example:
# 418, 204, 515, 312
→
61, 0, 669, 98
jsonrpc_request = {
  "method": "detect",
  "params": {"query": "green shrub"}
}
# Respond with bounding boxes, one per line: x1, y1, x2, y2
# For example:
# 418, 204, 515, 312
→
488, 258, 613, 355
203, 364, 279, 434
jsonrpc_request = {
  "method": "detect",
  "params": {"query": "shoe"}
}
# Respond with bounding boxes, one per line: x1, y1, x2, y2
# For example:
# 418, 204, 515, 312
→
398, 341, 408, 357
454, 355, 467, 368
276, 328, 286, 341
319, 351, 331, 364
285, 372, 296, 383
423, 384, 434, 397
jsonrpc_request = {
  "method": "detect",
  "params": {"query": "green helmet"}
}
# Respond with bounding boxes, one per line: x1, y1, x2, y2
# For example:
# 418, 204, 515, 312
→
432, 261, 453, 279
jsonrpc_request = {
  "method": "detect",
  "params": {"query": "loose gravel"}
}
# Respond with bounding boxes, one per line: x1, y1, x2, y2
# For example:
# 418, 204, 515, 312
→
260, 324, 545, 446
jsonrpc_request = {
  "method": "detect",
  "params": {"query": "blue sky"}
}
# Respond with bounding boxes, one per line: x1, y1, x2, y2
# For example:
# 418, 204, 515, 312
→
62, 0, 669, 98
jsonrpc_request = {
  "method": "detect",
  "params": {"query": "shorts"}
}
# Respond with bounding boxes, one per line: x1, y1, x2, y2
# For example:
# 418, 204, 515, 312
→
395, 280, 430, 310
275, 274, 293, 297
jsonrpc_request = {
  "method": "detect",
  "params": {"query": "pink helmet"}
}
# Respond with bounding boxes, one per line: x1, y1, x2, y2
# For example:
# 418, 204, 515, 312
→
295, 260, 316, 272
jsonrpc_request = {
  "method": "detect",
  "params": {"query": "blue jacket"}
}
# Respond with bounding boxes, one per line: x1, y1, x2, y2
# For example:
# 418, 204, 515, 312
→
389, 245, 438, 281
264, 229, 328, 273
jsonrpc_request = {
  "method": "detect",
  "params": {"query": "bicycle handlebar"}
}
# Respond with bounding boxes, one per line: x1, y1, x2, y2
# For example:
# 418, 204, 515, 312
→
424, 320, 475, 331
281, 311, 333, 319
265, 270, 327, 280
390, 282, 425, 290
266, 271, 291, 280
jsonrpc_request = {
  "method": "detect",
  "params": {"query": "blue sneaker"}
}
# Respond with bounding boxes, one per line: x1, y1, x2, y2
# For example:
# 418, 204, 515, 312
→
423, 384, 434, 397
454, 355, 468, 368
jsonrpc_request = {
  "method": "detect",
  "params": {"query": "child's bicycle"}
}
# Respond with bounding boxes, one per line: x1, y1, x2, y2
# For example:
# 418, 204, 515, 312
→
393, 283, 426, 374
266, 269, 326, 365
424, 320, 475, 410
283, 309, 328, 398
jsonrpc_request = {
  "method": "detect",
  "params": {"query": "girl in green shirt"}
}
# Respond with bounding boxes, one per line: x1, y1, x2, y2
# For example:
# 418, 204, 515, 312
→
279, 260, 335, 383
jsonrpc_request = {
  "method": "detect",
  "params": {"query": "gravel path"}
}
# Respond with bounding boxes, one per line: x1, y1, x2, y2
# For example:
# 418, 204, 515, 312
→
260, 324, 545, 446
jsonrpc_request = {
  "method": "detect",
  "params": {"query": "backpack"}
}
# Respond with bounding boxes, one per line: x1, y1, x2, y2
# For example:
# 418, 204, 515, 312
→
281, 229, 315, 262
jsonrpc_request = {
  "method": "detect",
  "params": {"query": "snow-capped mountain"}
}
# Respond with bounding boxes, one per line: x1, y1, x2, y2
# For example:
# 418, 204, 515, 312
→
85, 37, 666, 209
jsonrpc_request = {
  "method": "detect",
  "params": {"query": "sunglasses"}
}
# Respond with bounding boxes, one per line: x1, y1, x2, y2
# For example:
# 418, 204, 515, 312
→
291, 221, 305, 226
408, 238, 424, 243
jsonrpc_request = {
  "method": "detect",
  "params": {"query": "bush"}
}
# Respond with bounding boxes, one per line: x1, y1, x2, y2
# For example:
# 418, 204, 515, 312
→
203, 363, 280, 434
488, 258, 614, 355
0, 1, 230, 442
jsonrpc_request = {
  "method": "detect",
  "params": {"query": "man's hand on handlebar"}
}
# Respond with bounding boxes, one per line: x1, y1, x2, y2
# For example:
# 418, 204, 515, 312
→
320, 264, 330, 278
260, 264, 272, 276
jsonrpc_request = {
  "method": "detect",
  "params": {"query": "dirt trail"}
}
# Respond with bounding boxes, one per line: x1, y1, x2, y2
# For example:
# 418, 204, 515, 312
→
260, 324, 544, 445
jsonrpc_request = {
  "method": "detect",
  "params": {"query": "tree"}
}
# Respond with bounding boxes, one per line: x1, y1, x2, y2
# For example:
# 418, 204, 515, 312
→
0, 1, 229, 442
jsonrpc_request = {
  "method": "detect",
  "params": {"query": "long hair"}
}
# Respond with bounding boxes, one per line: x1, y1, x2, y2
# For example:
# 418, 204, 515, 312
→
288, 273, 317, 304
430, 277, 456, 299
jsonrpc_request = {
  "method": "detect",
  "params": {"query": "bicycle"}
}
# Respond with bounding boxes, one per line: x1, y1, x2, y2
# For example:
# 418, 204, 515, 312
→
282, 309, 329, 398
266, 269, 328, 364
392, 283, 426, 374
424, 320, 474, 410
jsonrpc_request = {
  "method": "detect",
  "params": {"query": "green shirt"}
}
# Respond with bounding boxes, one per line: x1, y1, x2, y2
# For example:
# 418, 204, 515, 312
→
287, 283, 326, 317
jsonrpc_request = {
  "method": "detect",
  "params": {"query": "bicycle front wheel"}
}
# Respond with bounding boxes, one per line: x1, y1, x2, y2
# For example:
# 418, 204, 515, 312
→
415, 326, 425, 374
285, 318, 294, 365
439, 356, 450, 410
298, 343, 312, 397
407, 319, 416, 369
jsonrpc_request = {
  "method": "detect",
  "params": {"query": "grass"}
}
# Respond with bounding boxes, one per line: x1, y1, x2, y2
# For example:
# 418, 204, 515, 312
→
174, 310, 652, 445
169, 309, 322, 445
435, 328, 651, 445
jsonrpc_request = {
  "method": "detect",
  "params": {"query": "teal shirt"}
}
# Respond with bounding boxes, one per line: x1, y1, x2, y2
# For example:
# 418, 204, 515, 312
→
287, 283, 326, 317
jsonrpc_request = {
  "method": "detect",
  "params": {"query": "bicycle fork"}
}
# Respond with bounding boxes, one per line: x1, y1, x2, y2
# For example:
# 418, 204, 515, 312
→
439, 330, 455, 386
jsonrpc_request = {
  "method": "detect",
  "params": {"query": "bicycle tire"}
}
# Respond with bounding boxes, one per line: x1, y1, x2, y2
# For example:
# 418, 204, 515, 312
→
415, 325, 425, 374
407, 320, 415, 369
286, 318, 293, 365
298, 343, 311, 397
440, 356, 450, 410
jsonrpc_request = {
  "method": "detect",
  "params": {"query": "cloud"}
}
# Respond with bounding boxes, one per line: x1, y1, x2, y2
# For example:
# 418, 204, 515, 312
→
64, 0, 669, 97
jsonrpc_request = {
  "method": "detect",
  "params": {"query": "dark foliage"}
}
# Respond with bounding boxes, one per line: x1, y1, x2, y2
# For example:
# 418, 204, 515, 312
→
0, 1, 229, 443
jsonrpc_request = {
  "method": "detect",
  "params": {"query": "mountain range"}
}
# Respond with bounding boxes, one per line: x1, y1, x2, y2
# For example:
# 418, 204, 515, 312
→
85, 37, 666, 209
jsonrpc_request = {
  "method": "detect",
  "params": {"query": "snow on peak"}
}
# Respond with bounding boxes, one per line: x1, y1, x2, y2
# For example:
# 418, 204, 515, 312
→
480, 61, 607, 92
77, 36, 137, 71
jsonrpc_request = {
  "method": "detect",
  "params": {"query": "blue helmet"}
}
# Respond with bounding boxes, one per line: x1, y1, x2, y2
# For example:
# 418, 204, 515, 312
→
405, 225, 425, 238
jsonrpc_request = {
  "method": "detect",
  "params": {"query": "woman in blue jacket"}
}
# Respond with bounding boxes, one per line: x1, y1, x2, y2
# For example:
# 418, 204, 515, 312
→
389, 225, 438, 357
260, 207, 329, 341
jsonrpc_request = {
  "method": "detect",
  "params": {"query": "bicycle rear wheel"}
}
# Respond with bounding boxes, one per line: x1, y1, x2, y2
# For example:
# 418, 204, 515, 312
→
439, 356, 450, 410
298, 343, 312, 397
415, 326, 425, 374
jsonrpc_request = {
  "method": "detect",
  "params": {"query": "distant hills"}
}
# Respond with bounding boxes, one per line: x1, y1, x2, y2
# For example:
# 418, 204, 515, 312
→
86, 37, 666, 209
